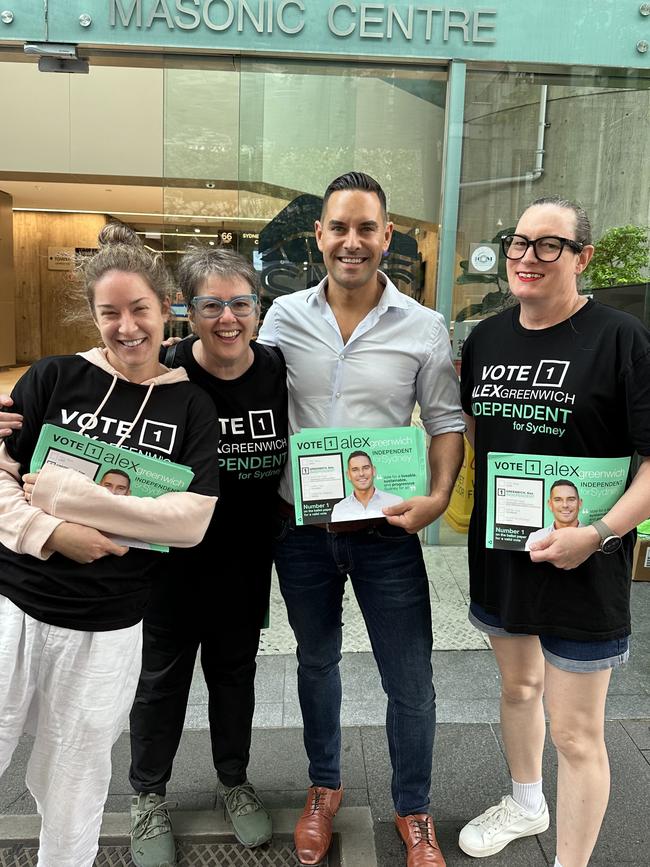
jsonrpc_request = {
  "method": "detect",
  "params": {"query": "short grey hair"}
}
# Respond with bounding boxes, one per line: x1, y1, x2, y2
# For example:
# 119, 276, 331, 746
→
177, 246, 260, 306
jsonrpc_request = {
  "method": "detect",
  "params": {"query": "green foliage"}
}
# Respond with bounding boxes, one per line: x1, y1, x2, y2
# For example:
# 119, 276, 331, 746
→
586, 225, 649, 288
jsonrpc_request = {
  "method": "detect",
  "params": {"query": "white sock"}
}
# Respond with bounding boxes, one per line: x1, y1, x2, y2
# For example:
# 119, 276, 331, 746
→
554, 859, 563, 867
511, 778, 543, 814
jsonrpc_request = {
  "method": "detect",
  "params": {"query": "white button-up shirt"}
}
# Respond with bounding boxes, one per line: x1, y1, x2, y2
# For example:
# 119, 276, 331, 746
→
330, 487, 403, 522
257, 273, 464, 502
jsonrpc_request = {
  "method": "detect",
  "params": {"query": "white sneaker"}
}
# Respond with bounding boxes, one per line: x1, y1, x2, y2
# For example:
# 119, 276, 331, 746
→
458, 794, 550, 857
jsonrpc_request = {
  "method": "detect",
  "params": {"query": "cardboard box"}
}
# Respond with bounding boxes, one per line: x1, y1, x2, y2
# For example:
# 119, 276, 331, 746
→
632, 537, 650, 582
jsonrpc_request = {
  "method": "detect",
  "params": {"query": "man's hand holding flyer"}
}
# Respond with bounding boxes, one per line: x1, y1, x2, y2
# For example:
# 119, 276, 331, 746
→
290, 426, 427, 525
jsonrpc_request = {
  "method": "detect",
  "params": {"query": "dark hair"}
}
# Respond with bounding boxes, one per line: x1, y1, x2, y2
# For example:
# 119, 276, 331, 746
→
177, 245, 260, 307
99, 468, 132, 487
549, 479, 580, 498
76, 222, 173, 315
321, 172, 388, 221
528, 196, 592, 246
347, 450, 374, 466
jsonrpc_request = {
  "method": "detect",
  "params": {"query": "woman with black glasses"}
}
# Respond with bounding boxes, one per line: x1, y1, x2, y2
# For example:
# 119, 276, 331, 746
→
459, 196, 650, 867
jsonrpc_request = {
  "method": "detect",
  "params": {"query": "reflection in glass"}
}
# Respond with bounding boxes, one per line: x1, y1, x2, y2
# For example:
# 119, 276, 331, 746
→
454, 70, 650, 326
162, 58, 447, 315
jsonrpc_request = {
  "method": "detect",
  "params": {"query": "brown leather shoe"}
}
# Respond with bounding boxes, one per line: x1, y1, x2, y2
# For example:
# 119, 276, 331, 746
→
395, 813, 446, 866
294, 785, 343, 865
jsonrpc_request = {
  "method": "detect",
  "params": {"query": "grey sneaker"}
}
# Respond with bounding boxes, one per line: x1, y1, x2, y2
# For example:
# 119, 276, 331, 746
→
459, 794, 549, 857
220, 781, 272, 847
130, 793, 177, 867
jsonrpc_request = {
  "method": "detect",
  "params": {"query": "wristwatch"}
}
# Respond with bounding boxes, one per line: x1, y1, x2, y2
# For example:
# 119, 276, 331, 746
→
592, 520, 622, 554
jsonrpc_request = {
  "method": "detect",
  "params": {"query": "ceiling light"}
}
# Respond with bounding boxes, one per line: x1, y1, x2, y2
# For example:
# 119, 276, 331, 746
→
25, 42, 78, 57
12, 207, 262, 225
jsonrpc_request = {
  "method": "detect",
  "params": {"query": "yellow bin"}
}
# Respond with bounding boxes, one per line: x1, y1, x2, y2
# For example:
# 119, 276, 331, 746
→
444, 436, 475, 533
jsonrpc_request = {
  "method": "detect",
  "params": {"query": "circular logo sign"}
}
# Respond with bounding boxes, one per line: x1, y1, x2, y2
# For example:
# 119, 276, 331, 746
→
470, 245, 497, 272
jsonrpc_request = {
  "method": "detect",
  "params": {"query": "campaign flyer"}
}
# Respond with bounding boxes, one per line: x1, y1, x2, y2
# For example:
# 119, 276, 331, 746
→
290, 426, 427, 525
30, 424, 195, 551
485, 451, 631, 550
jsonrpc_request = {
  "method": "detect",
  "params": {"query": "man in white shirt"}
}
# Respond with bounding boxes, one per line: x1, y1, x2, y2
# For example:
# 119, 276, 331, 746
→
525, 480, 584, 550
258, 171, 463, 867
330, 451, 402, 521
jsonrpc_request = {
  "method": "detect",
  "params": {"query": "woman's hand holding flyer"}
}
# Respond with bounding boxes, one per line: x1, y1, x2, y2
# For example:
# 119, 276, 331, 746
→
528, 524, 601, 570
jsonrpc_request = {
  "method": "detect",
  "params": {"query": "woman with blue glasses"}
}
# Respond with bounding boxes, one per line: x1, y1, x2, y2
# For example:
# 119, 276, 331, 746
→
459, 196, 650, 867
128, 247, 288, 867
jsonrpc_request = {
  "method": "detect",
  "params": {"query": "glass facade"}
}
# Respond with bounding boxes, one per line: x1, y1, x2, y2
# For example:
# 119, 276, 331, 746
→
1, 54, 648, 333
161, 59, 447, 315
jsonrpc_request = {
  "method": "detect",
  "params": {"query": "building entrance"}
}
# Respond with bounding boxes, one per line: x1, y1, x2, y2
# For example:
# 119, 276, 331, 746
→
0, 50, 447, 362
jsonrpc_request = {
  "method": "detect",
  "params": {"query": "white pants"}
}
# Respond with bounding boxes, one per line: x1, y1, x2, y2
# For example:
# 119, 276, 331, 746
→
0, 595, 143, 867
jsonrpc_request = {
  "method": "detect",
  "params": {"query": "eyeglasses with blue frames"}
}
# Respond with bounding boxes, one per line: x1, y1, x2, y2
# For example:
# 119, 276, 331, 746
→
501, 234, 584, 263
190, 294, 258, 319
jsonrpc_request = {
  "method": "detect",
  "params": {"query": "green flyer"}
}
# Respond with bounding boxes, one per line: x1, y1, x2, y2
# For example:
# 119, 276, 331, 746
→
486, 451, 631, 550
30, 424, 195, 551
290, 426, 427, 525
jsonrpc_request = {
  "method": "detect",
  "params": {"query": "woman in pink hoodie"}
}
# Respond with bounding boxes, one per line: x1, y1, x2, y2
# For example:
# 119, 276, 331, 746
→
0, 225, 219, 867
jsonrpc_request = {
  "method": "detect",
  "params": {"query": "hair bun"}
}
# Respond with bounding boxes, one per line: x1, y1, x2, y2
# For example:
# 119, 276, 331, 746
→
98, 222, 141, 248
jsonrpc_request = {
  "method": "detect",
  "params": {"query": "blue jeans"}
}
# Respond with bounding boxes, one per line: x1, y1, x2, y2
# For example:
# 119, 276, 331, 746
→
273, 516, 435, 816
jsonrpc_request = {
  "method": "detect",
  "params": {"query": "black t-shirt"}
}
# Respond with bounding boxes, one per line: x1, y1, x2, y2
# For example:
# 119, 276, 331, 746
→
460, 301, 650, 640
147, 337, 288, 629
0, 355, 220, 631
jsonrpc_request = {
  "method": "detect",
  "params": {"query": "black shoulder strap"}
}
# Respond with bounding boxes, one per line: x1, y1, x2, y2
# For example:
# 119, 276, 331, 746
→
261, 342, 286, 372
163, 343, 179, 367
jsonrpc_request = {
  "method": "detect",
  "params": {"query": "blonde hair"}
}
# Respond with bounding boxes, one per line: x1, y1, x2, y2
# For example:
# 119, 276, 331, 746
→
77, 223, 173, 315
64, 223, 172, 327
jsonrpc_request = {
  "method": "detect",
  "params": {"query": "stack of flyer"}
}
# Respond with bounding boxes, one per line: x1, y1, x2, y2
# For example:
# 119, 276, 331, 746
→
290, 426, 427, 525
30, 424, 195, 551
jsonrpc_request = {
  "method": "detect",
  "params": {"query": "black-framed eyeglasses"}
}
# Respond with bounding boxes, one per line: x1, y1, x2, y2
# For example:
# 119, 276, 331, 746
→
190, 294, 258, 319
501, 234, 584, 263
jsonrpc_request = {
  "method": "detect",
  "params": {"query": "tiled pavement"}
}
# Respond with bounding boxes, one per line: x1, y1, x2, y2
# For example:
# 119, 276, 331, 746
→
1, 549, 649, 865
259, 546, 487, 656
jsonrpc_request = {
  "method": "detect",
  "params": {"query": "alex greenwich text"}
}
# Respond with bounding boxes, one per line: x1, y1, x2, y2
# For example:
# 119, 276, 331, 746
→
492, 458, 627, 482
31, 426, 195, 496
471, 360, 577, 438
109, 1, 497, 43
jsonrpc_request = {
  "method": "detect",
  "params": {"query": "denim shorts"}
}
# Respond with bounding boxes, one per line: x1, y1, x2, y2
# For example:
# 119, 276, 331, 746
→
469, 601, 630, 673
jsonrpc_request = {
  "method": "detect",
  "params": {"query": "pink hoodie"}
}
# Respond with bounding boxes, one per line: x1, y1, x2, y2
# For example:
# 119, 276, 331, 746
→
0, 348, 217, 559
